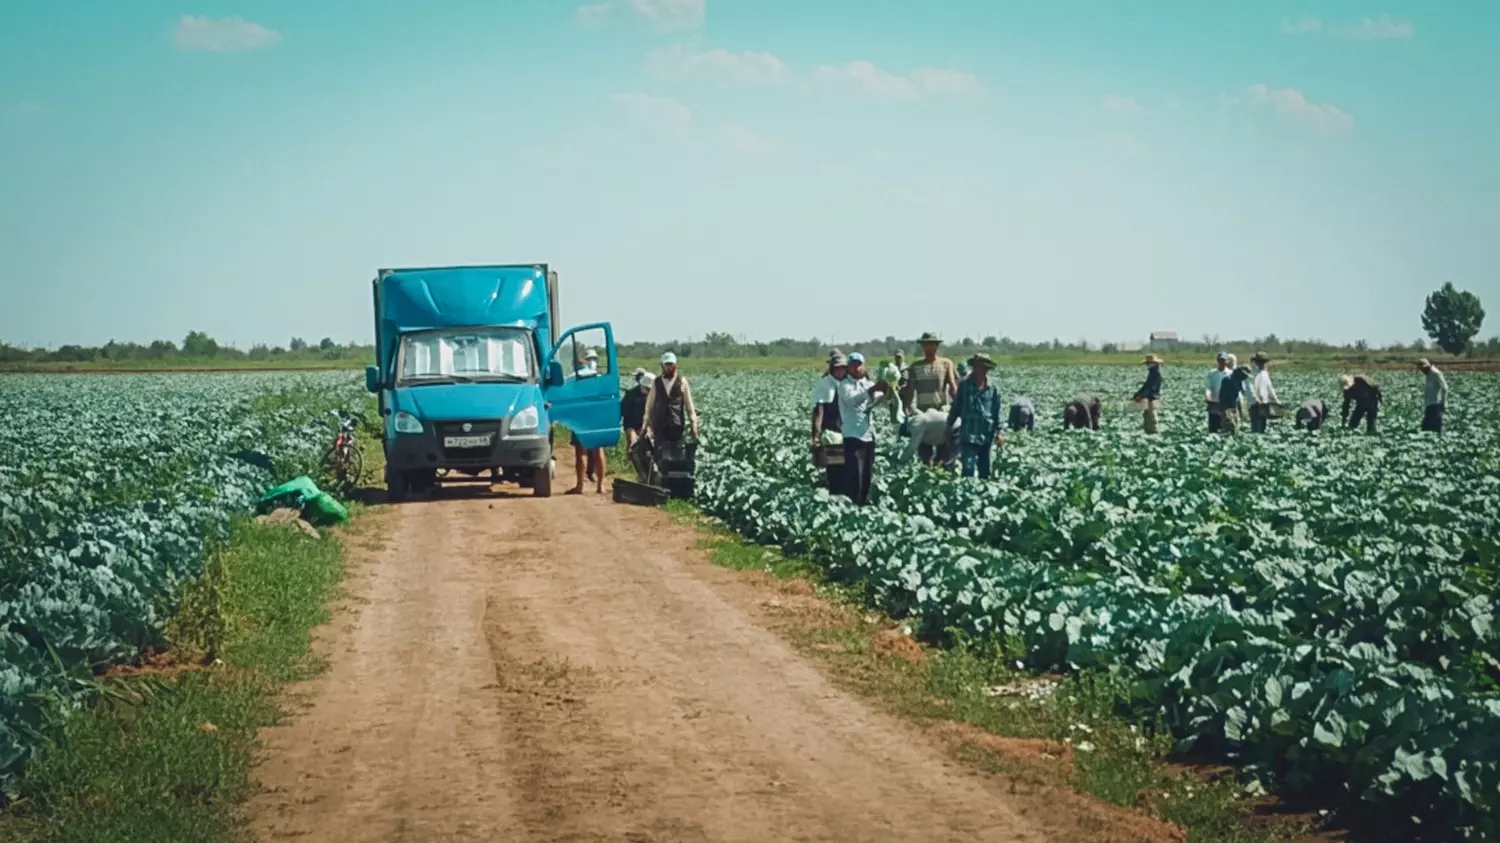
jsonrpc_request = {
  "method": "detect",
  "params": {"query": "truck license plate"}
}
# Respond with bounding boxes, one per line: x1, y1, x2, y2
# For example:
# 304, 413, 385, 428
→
443, 434, 492, 448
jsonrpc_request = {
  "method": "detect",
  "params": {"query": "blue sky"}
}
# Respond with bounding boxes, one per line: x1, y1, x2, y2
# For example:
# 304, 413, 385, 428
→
2, 0, 1497, 348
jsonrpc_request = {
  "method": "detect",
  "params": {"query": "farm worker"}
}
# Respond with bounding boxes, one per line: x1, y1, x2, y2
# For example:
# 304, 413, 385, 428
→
1205, 352, 1231, 433
811, 350, 849, 494
1339, 374, 1383, 434
900, 332, 961, 467
1294, 398, 1327, 431
835, 352, 895, 505
1063, 394, 1101, 430
893, 350, 909, 384
1131, 355, 1164, 434
1225, 353, 1252, 414
575, 348, 600, 378
1249, 352, 1279, 434
642, 351, 699, 445
1217, 365, 1253, 434
622, 370, 652, 449
1007, 397, 1036, 432
948, 353, 1004, 479
1418, 358, 1449, 433
901, 409, 957, 463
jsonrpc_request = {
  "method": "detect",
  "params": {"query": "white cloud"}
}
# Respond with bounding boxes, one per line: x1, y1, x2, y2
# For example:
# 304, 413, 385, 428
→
645, 42, 791, 86
630, 0, 705, 31
612, 92, 692, 130
1339, 14, 1415, 39
171, 15, 281, 52
1101, 94, 1141, 114
811, 61, 981, 100
719, 123, 783, 154
573, 2, 613, 28
1280, 15, 1323, 35
1280, 13, 1414, 39
573, 0, 703, 31
1246, 84, 1354, 134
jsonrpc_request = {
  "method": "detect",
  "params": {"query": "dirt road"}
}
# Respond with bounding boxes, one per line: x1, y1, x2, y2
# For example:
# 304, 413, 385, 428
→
249, 488, 1049, 843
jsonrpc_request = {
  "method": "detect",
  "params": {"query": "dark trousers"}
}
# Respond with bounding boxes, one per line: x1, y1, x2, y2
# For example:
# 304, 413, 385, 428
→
842, 438, 876, 505
960, 443, 993, 479
1207, 411, 1223, 433
1422, 404, 1445, 433
1348, 406, 1377, 434
1250, 405, 1270, 434
824, 464, 847, 496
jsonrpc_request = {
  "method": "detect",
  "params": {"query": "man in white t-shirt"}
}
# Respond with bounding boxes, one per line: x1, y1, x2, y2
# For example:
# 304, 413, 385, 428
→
835, 352, 895, 505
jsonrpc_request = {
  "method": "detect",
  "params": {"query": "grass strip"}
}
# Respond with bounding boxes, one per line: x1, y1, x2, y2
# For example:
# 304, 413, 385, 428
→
664, 500, 1323, 843
0, 517, 345, 843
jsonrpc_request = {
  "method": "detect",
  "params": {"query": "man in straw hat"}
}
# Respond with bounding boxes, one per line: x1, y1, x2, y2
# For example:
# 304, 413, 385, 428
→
1248, 352, 1279, 434
947, 352, 1004, 479
1417, 358, 1448, 433
1339, 374, 1382, 434
1131, 354, 1165, 434
900, 331, 961, 467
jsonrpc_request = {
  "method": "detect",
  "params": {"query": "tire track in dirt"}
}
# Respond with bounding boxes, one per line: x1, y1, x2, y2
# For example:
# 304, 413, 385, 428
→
251, 488, 1049, 842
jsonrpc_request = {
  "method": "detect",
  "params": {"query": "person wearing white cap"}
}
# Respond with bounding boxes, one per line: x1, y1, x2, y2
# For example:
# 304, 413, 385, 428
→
1205, 352, 1231, 433
811, 350, 849, 494
622, 369, 654, 450
1417, 358, 1448, 433
574, 348, 600, 379
642, 351, 698, 445
835, 352, 895, 505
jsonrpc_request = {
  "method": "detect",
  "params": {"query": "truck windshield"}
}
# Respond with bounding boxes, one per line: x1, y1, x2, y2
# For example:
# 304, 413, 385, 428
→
397, 327, 535, 385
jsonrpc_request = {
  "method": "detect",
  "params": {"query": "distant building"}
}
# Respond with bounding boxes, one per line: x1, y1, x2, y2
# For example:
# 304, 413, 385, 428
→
1149, 331, 1179, 351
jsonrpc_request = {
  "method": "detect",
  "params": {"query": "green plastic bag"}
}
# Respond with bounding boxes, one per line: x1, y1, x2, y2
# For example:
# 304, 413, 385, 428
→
302, 492, 349, 526
258, 475, 321, 513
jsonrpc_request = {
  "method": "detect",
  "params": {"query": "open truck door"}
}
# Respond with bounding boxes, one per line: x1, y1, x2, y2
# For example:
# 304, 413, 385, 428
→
545, 322, 622, 449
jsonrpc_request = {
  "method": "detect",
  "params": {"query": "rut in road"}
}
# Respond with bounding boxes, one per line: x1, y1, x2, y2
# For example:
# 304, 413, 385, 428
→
250, 490, 1050, 843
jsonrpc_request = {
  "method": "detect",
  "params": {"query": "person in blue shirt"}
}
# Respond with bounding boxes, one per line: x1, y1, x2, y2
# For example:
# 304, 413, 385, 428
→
1131, 354, 1164, 434
947, 353, 1004, 479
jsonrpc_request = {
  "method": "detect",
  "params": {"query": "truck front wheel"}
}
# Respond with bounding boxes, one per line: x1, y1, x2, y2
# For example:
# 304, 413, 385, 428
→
532, 462, 553, 498
385, 465, 409, 503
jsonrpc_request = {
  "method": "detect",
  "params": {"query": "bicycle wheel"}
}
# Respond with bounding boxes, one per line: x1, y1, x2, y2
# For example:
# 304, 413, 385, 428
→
337, 441, 365, 493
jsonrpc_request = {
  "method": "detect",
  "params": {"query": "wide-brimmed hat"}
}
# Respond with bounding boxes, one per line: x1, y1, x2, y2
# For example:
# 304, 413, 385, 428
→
969, 352, 995, 368
1251, 352, 1270, 364
1339, 374, 1354, 390
916, 332, 942, 344
1144, 354, 1163, 365
1236, 365, 1253, 376
829, 353, 848, 367
1416, 357, 1432, 369
585, 348, 599, 360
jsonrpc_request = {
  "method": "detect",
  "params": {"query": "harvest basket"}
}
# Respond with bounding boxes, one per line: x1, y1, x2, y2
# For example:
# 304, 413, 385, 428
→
613, 478, 669, 507
814, 444, 846, 468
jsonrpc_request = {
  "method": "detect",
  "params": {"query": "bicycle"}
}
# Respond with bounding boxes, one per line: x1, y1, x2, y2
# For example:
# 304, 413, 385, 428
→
322, 410, 365, 496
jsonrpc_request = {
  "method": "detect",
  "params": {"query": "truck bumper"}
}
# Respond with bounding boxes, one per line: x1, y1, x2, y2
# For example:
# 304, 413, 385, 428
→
385, 428, 551, 473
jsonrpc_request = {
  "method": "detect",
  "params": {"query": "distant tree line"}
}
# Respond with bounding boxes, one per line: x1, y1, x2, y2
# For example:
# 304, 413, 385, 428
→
620, 332, 1500, 361
0, 332, 373, 365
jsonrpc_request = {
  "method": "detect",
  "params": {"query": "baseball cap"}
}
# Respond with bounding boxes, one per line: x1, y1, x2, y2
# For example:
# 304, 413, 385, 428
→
585, 348, 599, 360
848, 352, 866, 364
1216, 351, 1228, 362
661, 352, 678, 365
829, 353, 848, 367
639, 372, 656, 388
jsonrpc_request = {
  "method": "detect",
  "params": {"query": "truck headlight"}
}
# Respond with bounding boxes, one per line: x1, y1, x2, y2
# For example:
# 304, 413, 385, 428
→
393, 411, 424, 434
510, 405, 540, 433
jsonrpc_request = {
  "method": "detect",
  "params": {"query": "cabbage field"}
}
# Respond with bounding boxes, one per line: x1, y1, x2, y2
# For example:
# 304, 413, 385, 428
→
0, 372, 366, 791
690, 365, 1499, 841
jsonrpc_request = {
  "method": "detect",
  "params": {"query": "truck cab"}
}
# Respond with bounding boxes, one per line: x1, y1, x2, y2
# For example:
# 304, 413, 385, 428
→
365, 264, 620, 500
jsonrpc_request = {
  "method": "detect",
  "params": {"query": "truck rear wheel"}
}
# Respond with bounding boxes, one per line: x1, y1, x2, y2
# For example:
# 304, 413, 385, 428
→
532, 463, 553, 498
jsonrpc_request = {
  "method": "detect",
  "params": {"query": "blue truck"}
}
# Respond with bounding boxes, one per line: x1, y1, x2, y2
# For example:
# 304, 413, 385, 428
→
366, 263, 621, 501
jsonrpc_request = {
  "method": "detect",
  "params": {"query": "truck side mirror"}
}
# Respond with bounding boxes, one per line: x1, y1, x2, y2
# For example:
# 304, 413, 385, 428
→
364, 366, 381, 393
546, 360, 565, 388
